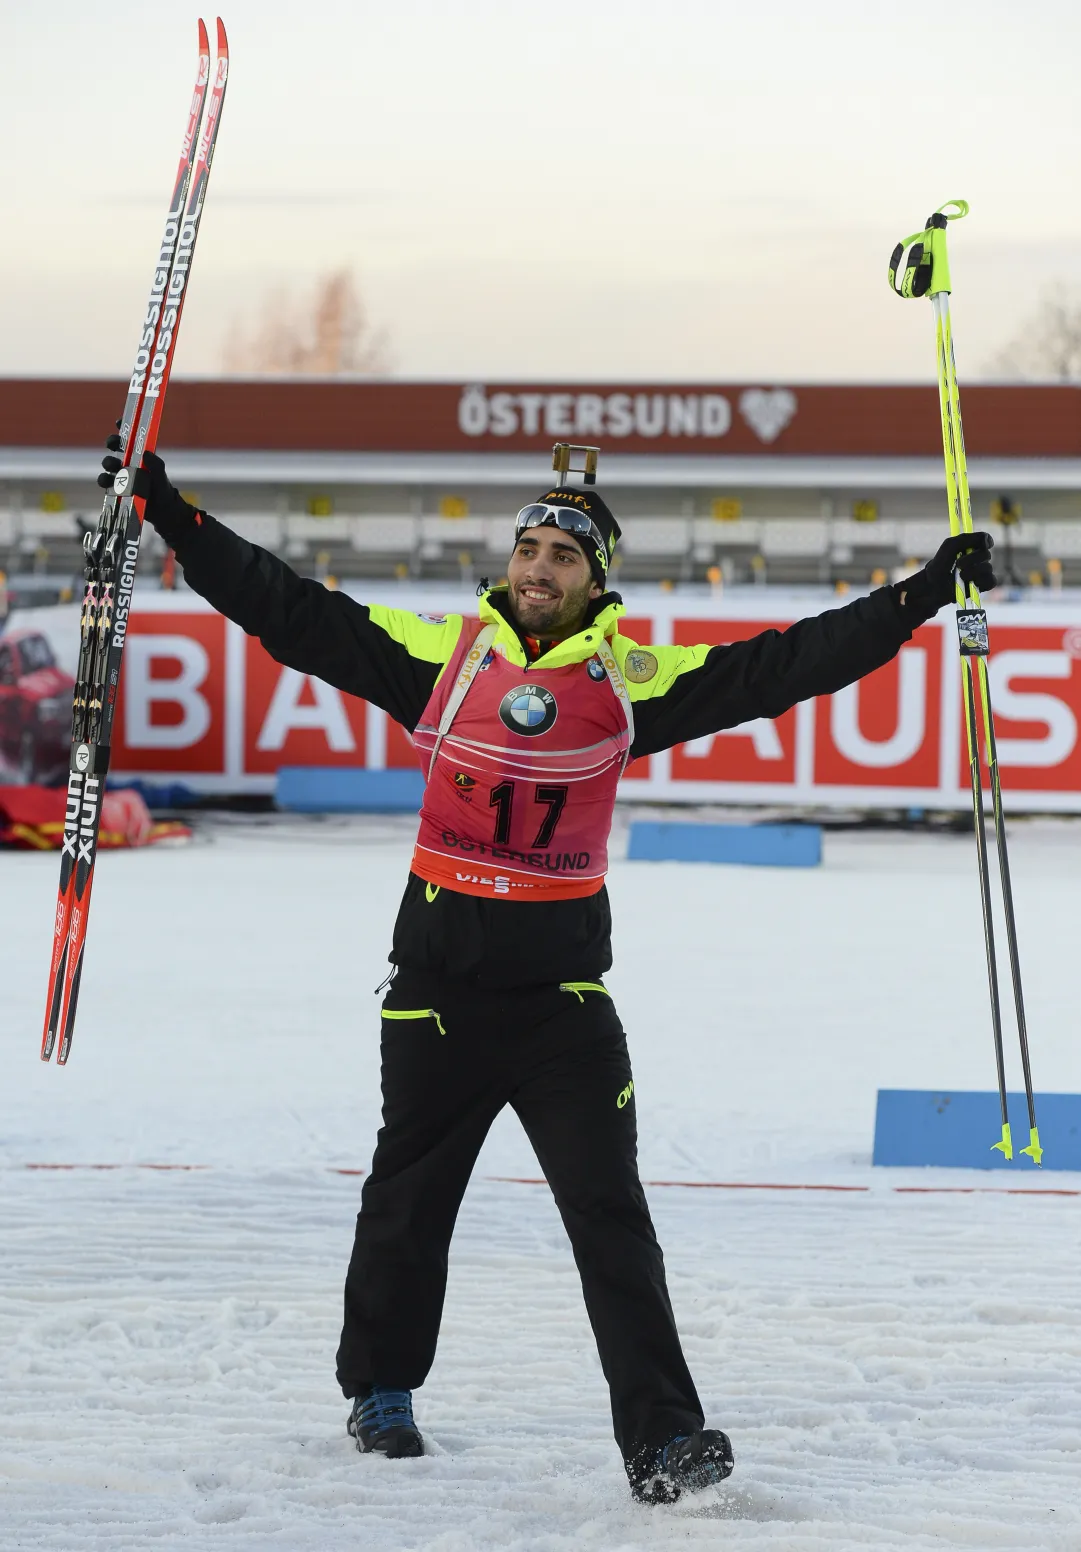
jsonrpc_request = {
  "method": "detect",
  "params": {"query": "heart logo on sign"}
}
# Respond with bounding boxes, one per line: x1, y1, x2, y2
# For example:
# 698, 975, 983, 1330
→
738, 388, 798, 444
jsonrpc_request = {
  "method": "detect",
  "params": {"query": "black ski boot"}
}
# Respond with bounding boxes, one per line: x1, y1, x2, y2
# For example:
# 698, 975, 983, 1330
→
628, 1429, 734, 1504
347, 1387, 424, 1458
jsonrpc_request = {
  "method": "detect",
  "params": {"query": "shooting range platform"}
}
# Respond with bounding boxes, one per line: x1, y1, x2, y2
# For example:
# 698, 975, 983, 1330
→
627, 820, 822, 868
873, 1089, 1081, 1172
276, 767, 425, 813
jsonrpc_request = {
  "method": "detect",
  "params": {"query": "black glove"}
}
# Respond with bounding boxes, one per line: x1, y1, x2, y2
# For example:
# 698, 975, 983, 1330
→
98, 434, 200, 546
899, 532, 997, 622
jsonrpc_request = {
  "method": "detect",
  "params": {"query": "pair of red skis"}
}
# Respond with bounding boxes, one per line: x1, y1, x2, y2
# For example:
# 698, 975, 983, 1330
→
41, 21, 230, 1065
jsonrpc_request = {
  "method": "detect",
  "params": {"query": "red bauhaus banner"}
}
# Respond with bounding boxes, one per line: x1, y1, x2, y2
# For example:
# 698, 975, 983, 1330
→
48, 589, 1081, 813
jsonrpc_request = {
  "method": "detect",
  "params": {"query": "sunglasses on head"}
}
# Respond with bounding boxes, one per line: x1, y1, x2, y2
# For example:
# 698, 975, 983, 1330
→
514, 503, 607, 565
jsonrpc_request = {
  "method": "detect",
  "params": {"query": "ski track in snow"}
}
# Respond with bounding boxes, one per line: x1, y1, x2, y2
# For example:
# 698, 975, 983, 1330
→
2, 815, 1081, 1549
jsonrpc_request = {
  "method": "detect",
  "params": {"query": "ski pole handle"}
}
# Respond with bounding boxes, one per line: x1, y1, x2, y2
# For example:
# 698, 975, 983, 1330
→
887, 199, 969, 299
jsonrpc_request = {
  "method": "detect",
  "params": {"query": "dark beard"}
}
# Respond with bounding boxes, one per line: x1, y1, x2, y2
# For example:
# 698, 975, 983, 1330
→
509, 580, 593, 639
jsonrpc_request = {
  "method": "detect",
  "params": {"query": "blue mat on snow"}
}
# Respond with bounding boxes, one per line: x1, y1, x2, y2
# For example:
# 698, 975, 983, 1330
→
276, 767, 425, 813
873, 1089, 1081, 1171
627, 821, 821, 868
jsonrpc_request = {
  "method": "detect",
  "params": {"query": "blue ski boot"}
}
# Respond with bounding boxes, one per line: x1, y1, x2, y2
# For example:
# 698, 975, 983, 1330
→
628, 1429, 734, 1504
347, 1387, 424, 1458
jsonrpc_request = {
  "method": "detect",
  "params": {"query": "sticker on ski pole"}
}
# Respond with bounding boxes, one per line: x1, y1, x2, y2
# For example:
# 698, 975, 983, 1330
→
956, 609, 989, 657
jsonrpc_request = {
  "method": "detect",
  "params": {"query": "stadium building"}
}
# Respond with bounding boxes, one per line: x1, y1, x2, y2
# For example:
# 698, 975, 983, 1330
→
1, 378, 1080, 604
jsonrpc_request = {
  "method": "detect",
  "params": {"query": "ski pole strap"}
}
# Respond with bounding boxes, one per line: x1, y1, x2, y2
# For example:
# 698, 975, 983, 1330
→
887, 199, 969, 299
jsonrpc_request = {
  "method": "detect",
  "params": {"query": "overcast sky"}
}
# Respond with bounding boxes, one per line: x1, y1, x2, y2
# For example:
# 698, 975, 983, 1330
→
4, 0, 1078, 382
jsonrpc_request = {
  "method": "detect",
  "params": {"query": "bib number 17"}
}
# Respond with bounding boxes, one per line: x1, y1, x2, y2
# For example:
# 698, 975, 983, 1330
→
489, 782, 568, 848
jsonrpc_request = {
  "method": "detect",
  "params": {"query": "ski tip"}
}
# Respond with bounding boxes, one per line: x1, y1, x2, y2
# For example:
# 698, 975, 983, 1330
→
216, 17, 228, 55
199, 17, 210, 52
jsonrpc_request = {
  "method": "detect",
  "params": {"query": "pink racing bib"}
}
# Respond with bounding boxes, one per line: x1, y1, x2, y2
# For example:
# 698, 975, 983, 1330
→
411, 619, 631, 900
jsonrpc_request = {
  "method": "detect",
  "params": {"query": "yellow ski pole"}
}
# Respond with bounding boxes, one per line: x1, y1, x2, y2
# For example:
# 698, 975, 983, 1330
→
888, 202, 1042, 1166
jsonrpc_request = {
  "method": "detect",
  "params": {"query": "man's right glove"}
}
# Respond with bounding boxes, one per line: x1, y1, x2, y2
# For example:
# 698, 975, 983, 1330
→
899, 531, 997, 622
98, 435, 202, 547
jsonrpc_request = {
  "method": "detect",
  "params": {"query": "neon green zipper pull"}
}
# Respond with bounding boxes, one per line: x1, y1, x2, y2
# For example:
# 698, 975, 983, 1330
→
559, 981, 610, 1003
381, 1008, 446, 1036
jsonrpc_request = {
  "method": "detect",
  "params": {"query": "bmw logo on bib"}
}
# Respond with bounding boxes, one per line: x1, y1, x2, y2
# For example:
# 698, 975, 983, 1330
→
499, 684, 558, 737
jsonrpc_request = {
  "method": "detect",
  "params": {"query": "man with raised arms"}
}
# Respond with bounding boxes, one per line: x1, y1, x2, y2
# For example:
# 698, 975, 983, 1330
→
101, 437, 994, 1503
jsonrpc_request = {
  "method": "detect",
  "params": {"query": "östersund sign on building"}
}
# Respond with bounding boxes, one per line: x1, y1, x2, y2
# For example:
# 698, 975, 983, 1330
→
2, 377, 1079, 460
456, 386, 799, 444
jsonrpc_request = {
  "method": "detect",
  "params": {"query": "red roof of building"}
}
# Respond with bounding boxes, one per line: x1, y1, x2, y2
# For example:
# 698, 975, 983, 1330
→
1, 379, 1078, 460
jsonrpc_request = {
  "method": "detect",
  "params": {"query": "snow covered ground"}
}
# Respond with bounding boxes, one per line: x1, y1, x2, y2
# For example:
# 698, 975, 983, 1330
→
2, 815, 1081, 1549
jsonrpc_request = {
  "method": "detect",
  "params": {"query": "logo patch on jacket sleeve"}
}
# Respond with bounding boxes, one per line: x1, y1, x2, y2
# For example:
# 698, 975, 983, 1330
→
623, 649, 658, 684
587, 658, 607, 681
498, 684, 558, 736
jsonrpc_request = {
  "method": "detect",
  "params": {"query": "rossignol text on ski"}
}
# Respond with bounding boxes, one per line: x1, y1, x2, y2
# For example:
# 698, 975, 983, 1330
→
40, 18, 230, 1065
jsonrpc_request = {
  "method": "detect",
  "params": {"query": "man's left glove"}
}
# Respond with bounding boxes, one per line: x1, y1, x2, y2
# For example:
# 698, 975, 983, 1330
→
899, 532, 997, 622
98, 436, 201, 548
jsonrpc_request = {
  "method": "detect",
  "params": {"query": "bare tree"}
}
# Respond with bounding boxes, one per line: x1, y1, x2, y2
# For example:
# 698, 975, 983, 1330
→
223, 270, 390, 375
985, 284, 1081, 381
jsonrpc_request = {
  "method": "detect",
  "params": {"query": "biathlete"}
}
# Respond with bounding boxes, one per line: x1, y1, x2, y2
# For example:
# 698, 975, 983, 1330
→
100, 437, 995, 1503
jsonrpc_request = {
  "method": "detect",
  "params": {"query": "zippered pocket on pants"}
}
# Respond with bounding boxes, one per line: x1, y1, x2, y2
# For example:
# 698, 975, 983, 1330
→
559, 982, 610, 1003
381, 1007, 446, 1036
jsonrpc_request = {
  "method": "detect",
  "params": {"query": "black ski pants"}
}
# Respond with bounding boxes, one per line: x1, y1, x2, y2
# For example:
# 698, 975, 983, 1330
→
335, 972, 704, 1462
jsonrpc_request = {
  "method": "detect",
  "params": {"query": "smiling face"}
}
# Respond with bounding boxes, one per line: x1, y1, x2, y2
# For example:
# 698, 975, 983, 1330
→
506, 525, 603, 640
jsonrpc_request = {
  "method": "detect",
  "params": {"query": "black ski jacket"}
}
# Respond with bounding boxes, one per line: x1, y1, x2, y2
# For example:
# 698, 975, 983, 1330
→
160, 506, 923, 987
